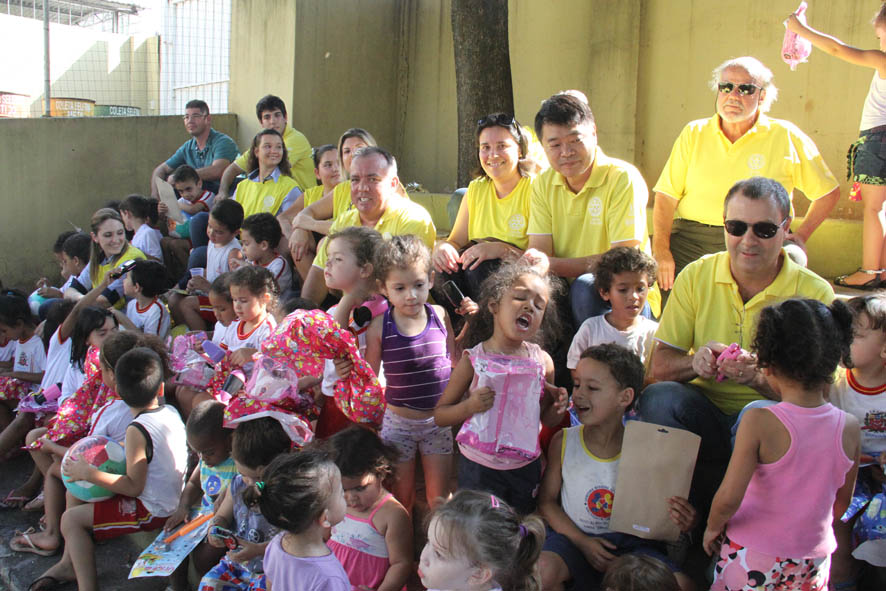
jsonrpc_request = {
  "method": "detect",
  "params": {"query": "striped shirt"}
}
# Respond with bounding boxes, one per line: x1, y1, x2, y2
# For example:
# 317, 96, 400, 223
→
381, 304, 450, 411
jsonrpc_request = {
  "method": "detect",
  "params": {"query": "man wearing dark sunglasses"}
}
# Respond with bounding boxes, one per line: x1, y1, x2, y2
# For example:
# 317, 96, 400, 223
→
637, 176, 834, 512
651, 56, 839, 293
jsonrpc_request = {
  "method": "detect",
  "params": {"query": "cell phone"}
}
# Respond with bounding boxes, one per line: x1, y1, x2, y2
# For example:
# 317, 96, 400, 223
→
209, 525, 240, 550
109, 259, 137, 280
441, 281, 466, 308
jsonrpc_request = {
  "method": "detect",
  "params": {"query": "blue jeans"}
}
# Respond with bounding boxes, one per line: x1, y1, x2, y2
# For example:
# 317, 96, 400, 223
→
731, 399, 777, 447
189, 212, 209, 249
569, 272, 653, 327
636, 381, 737, 511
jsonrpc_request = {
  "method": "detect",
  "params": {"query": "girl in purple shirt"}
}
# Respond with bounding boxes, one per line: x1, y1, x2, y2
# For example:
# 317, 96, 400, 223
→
364, 235, 455, 513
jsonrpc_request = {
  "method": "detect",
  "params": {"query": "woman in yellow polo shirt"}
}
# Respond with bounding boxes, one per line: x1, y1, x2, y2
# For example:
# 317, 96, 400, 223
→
432, 114, 534, 312
281, 144, 342, 280
287, 128, 378, 276
232, 129, 302, 219
86, 207, 147, 308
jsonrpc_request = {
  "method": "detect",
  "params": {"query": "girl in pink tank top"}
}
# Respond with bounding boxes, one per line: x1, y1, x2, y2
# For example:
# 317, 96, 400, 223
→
326, 425, 413, 591
704, 299, 861, 591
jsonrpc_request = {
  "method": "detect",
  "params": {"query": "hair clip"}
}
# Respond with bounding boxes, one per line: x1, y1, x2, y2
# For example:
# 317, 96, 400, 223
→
255, 481, 265, 492
490, 495, 500, 509
518, 524, 528, 538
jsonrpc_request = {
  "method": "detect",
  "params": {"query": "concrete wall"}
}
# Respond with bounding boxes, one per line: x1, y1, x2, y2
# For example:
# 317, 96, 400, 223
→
229, 0, 404, 163
229, 0, 298, 149
0, 115, 237, 289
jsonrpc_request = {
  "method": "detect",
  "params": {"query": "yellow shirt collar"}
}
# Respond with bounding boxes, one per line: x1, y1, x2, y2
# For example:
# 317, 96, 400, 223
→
551, 146, 610, 193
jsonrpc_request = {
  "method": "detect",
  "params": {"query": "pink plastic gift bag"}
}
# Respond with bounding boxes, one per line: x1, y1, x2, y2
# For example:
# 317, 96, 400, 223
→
782, 2, 812, 71
259, 309, 385, 426
455, 349, 545, 462
169, 331, 218, 390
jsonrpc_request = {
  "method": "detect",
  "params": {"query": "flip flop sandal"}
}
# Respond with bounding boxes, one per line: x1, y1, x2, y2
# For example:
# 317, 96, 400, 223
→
834, 268, 885, 291
27, 575, 73, 591
10, 528, 58, 557
0, 489, 37, 510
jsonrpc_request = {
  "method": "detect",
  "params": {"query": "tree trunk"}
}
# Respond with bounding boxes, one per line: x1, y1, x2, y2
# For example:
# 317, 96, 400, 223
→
451, 0, 514, 188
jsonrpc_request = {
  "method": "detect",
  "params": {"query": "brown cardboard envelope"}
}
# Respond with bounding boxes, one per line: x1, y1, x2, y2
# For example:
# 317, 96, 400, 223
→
609, 421, 700, 542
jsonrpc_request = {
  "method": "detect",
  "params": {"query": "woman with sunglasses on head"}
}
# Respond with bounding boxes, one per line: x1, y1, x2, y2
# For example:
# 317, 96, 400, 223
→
787, 6, 886, 289
651, 56, 840, 293
432, 114, 536, 320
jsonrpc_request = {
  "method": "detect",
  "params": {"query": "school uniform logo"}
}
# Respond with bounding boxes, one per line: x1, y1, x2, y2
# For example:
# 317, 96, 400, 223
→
586, 487, 614, 519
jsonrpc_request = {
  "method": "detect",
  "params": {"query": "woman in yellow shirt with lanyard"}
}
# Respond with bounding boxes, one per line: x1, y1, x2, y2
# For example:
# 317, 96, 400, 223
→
232, 129, 302, 219
432, 114, 535, 318
84, 208, 146, 309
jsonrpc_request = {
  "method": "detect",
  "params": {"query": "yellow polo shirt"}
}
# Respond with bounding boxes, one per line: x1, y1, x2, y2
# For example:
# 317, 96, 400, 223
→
655, 250, 834, 415
654, 114, 839, 226
456, 175, 532, 250
302, 185, 325, 209
233, 168, 301, 218
313, 196, 437, 268
233, 124, 314, 191
332, 182, 353, 220
527, 146, 650, 259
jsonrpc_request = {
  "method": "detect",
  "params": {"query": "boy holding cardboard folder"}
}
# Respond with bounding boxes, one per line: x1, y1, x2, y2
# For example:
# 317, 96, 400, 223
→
537, 344, 696, 591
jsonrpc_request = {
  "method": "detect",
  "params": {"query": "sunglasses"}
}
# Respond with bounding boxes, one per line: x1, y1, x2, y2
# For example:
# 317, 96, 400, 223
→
724, 218, 788, 239
717, 82, 761, 96
478, 113, 515, 128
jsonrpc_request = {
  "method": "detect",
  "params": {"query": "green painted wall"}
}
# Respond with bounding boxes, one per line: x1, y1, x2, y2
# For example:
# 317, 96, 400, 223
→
0, 115, 237, 289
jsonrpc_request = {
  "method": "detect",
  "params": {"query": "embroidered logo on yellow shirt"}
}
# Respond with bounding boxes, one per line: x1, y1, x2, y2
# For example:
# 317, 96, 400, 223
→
588, 196, 604, 225
747, 153, 766, 171
507, 213, 526, 236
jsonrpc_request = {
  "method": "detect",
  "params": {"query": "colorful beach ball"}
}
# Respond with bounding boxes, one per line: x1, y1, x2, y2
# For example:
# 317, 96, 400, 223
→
61, 436, 127, 502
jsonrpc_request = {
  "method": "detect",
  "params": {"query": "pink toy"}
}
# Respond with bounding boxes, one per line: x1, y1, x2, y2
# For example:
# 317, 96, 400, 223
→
782, 2, 812, 71
715, 343, 742, 383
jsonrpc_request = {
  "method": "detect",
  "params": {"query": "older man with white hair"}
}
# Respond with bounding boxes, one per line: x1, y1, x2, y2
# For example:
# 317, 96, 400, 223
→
652, 56, 840, 291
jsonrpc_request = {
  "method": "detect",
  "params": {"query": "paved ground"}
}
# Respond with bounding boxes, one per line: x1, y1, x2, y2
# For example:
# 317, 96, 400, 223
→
0, 454, 166, 591
1, 446, 883, 590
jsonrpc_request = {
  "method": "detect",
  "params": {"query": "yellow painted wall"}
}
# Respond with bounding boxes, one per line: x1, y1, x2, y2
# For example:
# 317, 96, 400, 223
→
637, 1, 873, 221
510, 0, 642, 163
0, 115, 237, 289
229, 0, 298, 150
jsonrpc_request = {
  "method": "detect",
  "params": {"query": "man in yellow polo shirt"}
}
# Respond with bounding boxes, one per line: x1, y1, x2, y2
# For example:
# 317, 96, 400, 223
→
217, 94, 314, 197
527, 93, 650, 326
652, 56, 839, 291
640, 176, 834, 510
300, 146, 436, 306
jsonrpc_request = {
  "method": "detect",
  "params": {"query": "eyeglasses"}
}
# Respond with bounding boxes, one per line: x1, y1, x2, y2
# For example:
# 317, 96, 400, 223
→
717, 82, 761, 96
477, 113, 515, 128
723, 218, 788, 239
182, 113, 206, 122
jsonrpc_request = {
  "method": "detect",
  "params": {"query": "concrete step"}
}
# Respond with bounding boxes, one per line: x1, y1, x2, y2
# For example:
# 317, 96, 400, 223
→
0, 454, 166, 591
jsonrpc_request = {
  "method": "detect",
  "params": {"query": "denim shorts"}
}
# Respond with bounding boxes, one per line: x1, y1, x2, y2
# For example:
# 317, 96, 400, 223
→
542, 528, 678, 590
848, 125, 886, 185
